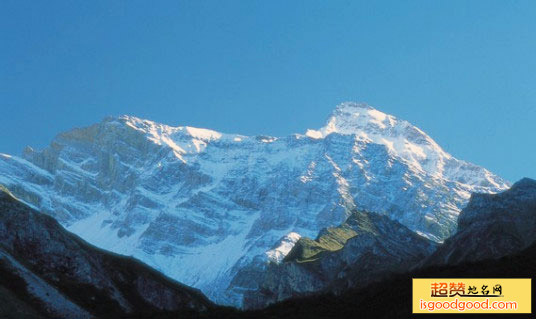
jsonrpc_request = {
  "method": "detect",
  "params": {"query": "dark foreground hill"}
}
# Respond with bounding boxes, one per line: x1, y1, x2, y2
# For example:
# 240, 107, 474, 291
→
0, 186, 225, 318
240, 178, 536, 319
244, 210, 436, 309
1, 178, 535, 318
240, 239, 535, 319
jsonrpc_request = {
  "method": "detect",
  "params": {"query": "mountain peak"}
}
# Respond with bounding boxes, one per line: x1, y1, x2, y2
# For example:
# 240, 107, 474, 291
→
304, 102, 450, 177
307, 101, 423, 145
101, 115, 224, 142
320, 101, 397, 136
0, 102, 510, 307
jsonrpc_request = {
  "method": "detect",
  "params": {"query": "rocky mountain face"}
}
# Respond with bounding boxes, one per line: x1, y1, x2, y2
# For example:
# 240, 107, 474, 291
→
425, 177, 536, 266
0, 102, 509, 306
244, 178, 536, 319
245, 178, 536, 309
249, 233, 536, 319
0, 186, 214, 318
243, 210, 436, 309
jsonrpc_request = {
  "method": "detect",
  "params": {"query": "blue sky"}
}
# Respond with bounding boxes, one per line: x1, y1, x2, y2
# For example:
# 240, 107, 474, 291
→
1, 1, 535, 181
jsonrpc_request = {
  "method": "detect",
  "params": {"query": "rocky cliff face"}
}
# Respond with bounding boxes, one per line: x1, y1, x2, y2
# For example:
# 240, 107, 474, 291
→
243, 178, 536, 318
424, 177, 536, 266
247, 233, 536, 319
0, 102, 509, 306
243, 210, 436, 309
0, 186, 213, 318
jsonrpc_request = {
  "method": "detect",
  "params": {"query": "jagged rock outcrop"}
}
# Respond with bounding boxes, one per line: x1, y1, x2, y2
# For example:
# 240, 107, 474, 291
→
243, 179, 536, 318
424, 177, 536, 266
0, 186, 214, 318
0, 102, 509, 306
247, 234, 536, 319
243, 210, 436, 309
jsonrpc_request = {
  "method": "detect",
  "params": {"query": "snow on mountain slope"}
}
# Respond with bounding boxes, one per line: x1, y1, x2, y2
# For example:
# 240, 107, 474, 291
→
0, 102, 509, 306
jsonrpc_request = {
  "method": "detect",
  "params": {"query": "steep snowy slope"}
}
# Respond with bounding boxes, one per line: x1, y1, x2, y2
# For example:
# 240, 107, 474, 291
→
0, 102, 509, 306
0, 186, 214, 318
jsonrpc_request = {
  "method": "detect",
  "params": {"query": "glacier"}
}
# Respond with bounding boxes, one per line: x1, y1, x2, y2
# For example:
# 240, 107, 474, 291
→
0, 102, 509, 306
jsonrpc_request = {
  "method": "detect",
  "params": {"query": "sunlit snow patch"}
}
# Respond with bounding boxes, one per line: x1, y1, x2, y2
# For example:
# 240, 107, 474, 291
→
266, 232, 302, 263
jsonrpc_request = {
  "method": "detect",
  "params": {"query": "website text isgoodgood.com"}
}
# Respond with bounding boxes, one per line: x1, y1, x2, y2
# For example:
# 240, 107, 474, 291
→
420, 298, 518, 312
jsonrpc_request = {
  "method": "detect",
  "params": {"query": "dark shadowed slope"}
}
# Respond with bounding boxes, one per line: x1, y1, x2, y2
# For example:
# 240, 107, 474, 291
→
2, 176, 534, 318
0, 185, 218, 318
243, 210, 436, 309
244, 238, 536, 319
240, 178, 536, 318
425, 177, 536, 266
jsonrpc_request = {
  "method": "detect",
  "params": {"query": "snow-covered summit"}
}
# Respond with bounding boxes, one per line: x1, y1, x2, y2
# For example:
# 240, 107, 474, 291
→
307, 102, 504, 188
0, 102, 509, 307
323, 102, 397, 134
307, 102, 441, 149
120, 115, 224, 141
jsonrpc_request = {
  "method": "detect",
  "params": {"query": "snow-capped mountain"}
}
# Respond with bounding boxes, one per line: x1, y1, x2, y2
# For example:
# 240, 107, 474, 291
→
0, 102, 509, 306
0, 186, 214, 318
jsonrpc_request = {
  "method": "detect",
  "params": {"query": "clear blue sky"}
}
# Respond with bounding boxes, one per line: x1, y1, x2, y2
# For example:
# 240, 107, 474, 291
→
1, 1, 535, 182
